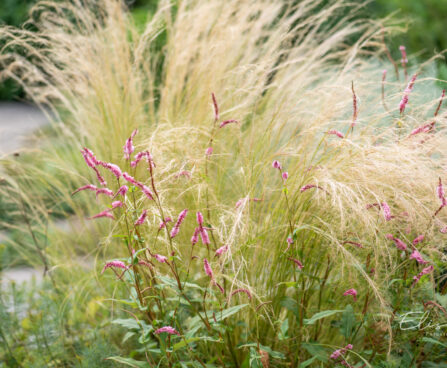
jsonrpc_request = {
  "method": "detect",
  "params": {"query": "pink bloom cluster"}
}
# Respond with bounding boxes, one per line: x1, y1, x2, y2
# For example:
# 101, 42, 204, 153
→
330, 344, 354, 367
191, 211, 210, 245
385, 234, 407, 251
343, 288, 357, 302
154, 326, 180, 336
101, 260, 128, 274
412, 265, 434, 286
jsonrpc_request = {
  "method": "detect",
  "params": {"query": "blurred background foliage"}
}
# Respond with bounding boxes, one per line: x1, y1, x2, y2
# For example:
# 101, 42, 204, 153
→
0, 0, 446, 97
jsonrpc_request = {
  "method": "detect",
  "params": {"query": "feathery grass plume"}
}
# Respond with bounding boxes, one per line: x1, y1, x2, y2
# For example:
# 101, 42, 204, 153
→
2, 0, 447, 364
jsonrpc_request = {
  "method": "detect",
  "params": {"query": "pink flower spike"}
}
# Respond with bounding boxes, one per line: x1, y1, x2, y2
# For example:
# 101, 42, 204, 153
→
111, 201, 124, 209
300, 184, 322, 193
96, 188, 114, 198
219, 119, 238, 128
235, 199, 244, 208
200, 227, 211, 245
410, 124, 432, 136
385, 233, 394, 240
399, 45, 408, 64
412, 235, 424, 245
175, 170, 191, 179
89, 209, 114, 220
72, 184, 97, 196
135, 210, 148, 226
215, 245, 228, 257
170, 209, 188, 238
327, 129, 344, 138
123, 129, 138, 160
196, 211, 204, 226
141, 185, 154, 200
81, 148, 98, 168
388, 236, 407, 251
381, 202, 392, 221
206, 147, 213, 156
272, 160, 282, 170
382, 69, 387, 81
99, 162, 122, 179
282, 172, 289, 180
122, 172, 138, 186
288, 257, 304, 270
343, 241, 363, 248
191, 227, 200, 245
211, 93, 219, 121
153, 254, 168, 263
343, 288, 358, 302
410, 249, 428, 264
101, 260, 127, 274
93, 167, 107, 186
159, 217, 173, 230
399, 73, 417, 114
114, 185, 128, 198
154, 326, 180, 336
437, 178, 446, 206
203, 258, 214, 279
413, 265, 434, 286
230, 288, 252, 300
440, 225, 447, 234
330, 344, 353, 360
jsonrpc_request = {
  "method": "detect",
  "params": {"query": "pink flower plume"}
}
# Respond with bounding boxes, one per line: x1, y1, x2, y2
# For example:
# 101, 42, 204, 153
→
72, 184, 97, 196
288, 257, 304, 270
211, 93, 219, 121
170, 209, 188, 238
135, 210, 148, 226
412, 265, 434, 286
89, 209, 114, 220
399, 73, 417, 114
153, 254, 168, 263
219, 119, 238, 128
327, 129, 344, 138
203, 258, 214, 279
215, 245, 228, 257
101, 260, 127, 274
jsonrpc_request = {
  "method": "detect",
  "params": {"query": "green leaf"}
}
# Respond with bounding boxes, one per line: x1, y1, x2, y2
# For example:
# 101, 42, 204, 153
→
112, 318, 140, 330
106, 356, 148, 368
302, 342, 328, 363
299, 356, 317, 367
339, 304, 355, 339
122, 331, 135, 343
422, 337, 447, 348
304, 310, 343, 325
214, 304, 249, 322
173, 336, 219, 352
238, 343, 285, 360
280, 297, 299, 319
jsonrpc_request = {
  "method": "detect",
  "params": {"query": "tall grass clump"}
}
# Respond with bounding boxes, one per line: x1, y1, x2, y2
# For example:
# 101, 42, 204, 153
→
1, 0, 447, 366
